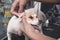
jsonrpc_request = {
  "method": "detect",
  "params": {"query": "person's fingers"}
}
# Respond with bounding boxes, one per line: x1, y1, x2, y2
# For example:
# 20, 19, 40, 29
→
22, 13, 30, 26
22, 13, 27, 23
11, 0, 19, 12
18, 5, 24, 13
19, 12, 24, 18
10, 0, 19, 17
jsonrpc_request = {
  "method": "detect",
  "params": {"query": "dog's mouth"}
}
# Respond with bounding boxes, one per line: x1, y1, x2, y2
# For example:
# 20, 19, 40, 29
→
31, 24, 41, 31
31, 20, 43, 31
31, 24, 38, 27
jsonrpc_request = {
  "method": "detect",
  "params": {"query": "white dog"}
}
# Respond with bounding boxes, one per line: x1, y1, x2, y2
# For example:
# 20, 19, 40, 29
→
7, 7, 47, 40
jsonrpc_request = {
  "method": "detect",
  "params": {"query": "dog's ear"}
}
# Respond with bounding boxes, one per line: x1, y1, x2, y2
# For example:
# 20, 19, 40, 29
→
37, 11, 46, 20
37, 11, 47, 27
25, 8, 32, 18
25, 8, 34, 13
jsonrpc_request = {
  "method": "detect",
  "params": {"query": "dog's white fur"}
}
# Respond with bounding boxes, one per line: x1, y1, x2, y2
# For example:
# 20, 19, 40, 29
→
7, 2, 48, 40
7, 8, 40, 40
7, 8, 47, 40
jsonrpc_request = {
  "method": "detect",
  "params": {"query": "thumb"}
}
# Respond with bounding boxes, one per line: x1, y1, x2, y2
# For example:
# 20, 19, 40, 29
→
22, 13, 28, 25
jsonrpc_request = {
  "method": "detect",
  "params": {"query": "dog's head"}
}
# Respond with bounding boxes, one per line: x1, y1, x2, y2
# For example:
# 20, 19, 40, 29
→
25, 8, 39, 25
25, 8, 46, 26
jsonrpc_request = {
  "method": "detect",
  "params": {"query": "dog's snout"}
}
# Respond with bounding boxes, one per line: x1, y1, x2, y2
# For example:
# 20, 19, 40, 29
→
39, 20, 42, 24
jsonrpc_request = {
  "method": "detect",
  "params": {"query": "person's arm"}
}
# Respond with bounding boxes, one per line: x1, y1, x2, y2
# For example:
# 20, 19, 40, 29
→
22, 14, 56, 40
11, 0, 60, 16
18, 0, 28, 13
33, 0, 60, 3
10, 0, 60, 18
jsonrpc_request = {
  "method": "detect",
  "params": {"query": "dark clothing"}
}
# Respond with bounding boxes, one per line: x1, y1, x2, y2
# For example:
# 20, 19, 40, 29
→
41, 3, 60, 39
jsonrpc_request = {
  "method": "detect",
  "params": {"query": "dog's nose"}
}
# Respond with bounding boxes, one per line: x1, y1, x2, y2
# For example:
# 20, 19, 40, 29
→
39, 20, 42, 24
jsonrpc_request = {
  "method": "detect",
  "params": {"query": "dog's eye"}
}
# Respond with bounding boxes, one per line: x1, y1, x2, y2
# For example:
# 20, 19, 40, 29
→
29, 16, 33, 19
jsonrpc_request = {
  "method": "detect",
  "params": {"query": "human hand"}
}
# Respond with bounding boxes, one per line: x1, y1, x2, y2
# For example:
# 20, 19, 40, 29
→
21, 14, 41, 40
18, 0, 28, 13
21, 14, 56, 40
10, 0, 28, 17
10, 0, 19, 17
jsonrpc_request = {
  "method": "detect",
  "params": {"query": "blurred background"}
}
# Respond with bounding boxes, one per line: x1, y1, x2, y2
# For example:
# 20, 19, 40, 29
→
0, 0, 13, 40
0, 0, 60, 40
